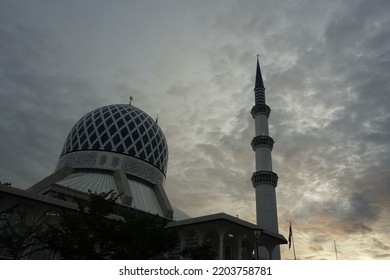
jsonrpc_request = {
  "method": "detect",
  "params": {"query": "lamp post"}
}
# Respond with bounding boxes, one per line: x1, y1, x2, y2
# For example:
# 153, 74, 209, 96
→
253, 229, 262, 260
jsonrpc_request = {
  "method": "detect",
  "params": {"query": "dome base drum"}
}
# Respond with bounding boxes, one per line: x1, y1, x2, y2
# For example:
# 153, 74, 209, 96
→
56, 150, 165, 186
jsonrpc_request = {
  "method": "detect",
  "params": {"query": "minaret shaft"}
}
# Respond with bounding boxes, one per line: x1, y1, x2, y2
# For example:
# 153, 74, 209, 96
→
251, 58, 280, 259
255, 115, 269, 136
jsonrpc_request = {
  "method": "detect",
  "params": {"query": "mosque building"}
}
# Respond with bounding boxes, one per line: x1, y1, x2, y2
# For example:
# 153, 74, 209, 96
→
0, 59, 286, 259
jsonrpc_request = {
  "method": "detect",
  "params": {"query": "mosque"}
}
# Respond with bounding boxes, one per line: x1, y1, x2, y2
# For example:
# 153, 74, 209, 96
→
0, 59, 287, 259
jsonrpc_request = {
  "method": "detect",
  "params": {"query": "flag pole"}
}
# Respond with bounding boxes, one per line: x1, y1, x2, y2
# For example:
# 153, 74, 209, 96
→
292, 231, 297, 260
289, 222, 297, 260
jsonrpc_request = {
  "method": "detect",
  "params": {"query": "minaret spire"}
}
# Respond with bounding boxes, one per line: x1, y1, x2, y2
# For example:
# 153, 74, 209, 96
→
251, 57, 280, 259
254, 56, 266, 104
255, 55, 265, 89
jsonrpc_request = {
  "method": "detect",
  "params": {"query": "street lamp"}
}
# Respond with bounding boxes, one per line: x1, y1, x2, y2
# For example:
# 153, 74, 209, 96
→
253, 229, 262, 260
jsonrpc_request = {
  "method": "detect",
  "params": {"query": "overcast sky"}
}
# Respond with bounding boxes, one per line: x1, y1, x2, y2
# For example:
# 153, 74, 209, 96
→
1, 0, 389, 260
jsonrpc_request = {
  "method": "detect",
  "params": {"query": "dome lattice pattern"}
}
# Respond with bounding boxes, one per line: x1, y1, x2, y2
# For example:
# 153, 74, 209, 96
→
61, 104, 168, 174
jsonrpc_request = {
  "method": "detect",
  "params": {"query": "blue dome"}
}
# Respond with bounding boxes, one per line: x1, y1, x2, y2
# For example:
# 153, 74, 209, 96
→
60, 104, 168, 175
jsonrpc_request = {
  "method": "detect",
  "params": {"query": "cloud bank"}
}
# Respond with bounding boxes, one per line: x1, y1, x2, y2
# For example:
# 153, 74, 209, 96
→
0, 0, 389, 259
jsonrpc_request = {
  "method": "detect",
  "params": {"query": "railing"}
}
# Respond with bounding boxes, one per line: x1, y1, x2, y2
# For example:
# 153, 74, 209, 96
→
251, 104, 271, 118
251, 171, 278, 187
251, 136, 274, 150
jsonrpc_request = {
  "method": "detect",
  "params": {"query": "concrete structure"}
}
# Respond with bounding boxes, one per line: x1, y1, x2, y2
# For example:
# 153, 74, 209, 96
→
30, 104, 173, 220
0, 59, 286, 260
251, 58, 281, 259
168, 213, 286, 260
166, 58, 285, 260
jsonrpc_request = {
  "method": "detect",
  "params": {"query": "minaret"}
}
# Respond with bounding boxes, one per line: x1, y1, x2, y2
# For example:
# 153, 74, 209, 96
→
251, 57, 280, 259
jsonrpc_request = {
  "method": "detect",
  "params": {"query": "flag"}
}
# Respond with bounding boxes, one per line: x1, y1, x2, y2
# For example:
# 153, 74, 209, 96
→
288, 223, 292, 249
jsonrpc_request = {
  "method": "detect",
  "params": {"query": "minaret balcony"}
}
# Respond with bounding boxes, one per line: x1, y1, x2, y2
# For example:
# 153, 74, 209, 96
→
251, 171, 278, 188
251, 135, 274, 151
251, 104, 271, 118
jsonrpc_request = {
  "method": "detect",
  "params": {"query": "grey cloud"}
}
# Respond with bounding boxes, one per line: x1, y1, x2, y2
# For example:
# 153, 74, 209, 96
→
309, 245, 324, 252
1, 0, 389, 259
0, 20, 104, 187
347, 192, 378, 221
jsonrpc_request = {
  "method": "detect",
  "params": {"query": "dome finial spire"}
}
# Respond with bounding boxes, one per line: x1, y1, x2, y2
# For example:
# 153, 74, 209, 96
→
129, 96, 133, 105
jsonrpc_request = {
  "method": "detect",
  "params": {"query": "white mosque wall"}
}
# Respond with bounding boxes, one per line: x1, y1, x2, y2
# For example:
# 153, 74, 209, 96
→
255, 184, 279, 233
255, 148, 273, 171
255, 114, 269, 136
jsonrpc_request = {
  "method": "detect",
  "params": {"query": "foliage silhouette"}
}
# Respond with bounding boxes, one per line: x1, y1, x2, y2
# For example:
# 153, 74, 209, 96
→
0, 206, 45, 259
0, 191, 179, 259
180, 243, 217, 260
43, 190, 179, 259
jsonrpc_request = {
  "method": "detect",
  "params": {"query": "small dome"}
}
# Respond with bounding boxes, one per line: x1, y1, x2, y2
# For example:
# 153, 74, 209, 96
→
60, 104, 168, 175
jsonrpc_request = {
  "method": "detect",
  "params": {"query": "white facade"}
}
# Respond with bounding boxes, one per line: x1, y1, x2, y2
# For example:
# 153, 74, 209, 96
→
1, 63, 288, 260
168, 213, 286, 260
251, 59, 281, 259
29, 104, 174, 219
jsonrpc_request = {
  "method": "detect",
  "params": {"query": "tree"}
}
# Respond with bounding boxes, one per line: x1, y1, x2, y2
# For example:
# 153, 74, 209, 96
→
42, 191, 179, 259
181, 243, 217, 260
0, 206, 45, 259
